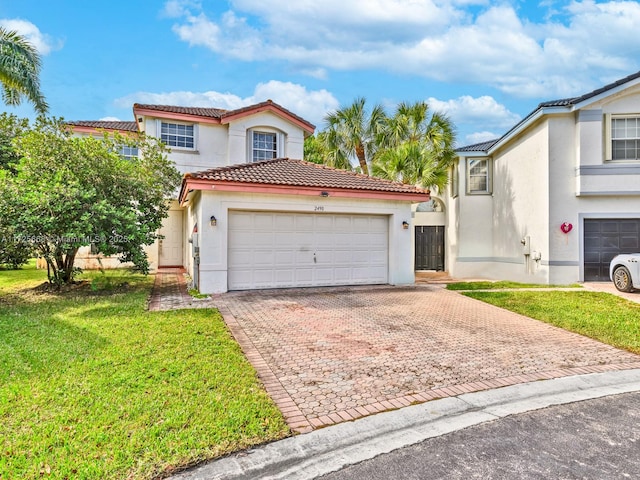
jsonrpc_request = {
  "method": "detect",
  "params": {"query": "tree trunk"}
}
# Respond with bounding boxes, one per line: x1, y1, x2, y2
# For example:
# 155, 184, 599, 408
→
355, 143, 369, 175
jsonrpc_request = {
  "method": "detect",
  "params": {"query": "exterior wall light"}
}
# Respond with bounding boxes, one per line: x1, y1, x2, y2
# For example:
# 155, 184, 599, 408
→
320, 191, 329, 197
210, 215, 217, 226
402, 221, 409, 229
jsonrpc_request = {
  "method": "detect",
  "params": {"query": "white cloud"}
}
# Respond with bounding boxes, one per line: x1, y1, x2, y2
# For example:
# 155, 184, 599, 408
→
99, 116, 121, 122
464, 131, 501, 146
428, 95, 521, 129
0, 19, 62, 55
163, 0, 640, 99
114, 80, 339, 127
427, 95, 521, 147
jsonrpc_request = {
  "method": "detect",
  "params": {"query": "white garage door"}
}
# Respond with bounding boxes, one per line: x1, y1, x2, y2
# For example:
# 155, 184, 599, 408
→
228, 211, 389, 290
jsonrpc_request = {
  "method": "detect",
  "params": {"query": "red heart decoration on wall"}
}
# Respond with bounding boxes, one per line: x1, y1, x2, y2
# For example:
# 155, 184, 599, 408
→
560, 222, 573, 234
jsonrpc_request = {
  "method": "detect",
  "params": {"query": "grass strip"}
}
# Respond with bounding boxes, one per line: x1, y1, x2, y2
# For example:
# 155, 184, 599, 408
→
463, 290, 640, 354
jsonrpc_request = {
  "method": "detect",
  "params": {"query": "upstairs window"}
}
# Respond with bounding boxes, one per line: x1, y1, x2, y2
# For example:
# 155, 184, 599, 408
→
466, 158, 492, 194
160, 122, 195, 149
252, 131, 278, 162
248, 129, 284, 162
118, 145, 138, 159
611, 117, 640, 160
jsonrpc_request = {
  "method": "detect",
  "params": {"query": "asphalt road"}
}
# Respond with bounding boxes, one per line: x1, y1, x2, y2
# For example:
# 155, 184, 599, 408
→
319, 392, 640, 480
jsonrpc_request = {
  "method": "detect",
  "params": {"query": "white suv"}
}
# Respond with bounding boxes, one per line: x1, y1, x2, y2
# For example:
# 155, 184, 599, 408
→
610, 254, 640, 292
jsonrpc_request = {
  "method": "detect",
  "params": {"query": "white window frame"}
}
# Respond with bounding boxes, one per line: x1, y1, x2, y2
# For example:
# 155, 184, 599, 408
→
248, 128, 284, 163
466, 157, 492, 195
118, 145, 138, 159
605, 114, 640, 162
450, 163, 459, 198
158, 120, 197, 151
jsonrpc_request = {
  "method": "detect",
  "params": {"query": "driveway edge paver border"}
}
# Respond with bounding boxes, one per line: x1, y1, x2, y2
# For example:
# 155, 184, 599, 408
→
220, 306, 314, 433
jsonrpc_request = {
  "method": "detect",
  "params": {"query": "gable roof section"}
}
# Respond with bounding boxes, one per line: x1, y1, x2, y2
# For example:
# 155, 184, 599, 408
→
67, 120, 139, 134
457, 70, 640, 155
456, 139, 499, 154
133, 99, 315, 134
180, 158, 430, 203
133, 104, 227, 118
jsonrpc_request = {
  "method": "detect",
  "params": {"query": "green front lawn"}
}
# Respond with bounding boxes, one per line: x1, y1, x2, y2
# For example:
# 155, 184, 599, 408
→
447, 281, 582, 290
0, 264, 288, 479
463, 290, 640, 353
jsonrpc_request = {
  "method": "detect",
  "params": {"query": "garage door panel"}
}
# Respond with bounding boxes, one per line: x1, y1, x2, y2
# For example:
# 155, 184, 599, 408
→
621, 236, 639, 249
275, 270, 295, 283
253, 232, 274, 245
228, 250, 253, 266
315, 268, 335, 282
229, 212, 254, 229
228, 211, 389, 290
253, 215, 275, 229
584, 219, 640, 281
274, 214, 296, 228
274, 251, 295, 264
252, 251, 276, 266
332, 216, 352, 228
369, 232, 388, 246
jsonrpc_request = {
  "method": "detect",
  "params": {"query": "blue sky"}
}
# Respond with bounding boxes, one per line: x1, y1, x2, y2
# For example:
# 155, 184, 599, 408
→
2, 0, 640, 146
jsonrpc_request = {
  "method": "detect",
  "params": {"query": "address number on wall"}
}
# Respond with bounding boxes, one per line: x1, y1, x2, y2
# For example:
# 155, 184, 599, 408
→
314, 206, 325, 212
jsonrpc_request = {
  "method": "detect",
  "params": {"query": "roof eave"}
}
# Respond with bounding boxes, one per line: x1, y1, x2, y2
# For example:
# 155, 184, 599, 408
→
179, 177, 429, 205
67, 124, 139, 135
133, 106, 222, 125
573, 79, 640, 110
220, 103, 315, 134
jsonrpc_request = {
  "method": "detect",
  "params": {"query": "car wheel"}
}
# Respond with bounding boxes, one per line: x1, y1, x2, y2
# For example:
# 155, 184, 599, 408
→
613, 266, 634, 292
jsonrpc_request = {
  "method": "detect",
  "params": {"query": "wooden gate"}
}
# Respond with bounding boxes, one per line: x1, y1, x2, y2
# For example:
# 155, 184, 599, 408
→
415, 226, 445, 271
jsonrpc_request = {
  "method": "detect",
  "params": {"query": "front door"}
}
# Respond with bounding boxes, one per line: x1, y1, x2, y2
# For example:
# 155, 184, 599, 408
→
159, 210, 184, 267
415, 226, 445, 271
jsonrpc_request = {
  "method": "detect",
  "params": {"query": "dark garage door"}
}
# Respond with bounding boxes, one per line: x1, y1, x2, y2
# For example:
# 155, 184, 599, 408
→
584, 219, 640, 281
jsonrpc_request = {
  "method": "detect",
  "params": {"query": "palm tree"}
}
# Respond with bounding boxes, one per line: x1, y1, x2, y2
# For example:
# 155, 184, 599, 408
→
322, 97, 386, 175
373, 101, 456, 191
0, 27, 48, 115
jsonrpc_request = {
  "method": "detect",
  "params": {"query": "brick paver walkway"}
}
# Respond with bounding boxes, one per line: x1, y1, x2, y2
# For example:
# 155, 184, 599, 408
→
148, 272, 640, 433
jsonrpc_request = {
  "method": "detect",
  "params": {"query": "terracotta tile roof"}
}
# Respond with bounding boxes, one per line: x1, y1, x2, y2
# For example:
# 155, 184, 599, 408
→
186, 158, 430, 194
67, 120, 138, 132
133, 100, 315, 132
133, 104, 228, 118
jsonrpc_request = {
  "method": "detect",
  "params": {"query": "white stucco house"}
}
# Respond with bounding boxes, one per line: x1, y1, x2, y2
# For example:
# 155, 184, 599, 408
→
67, 71, 640, 290
68, 100, 429, 293
424, 71, 640, 284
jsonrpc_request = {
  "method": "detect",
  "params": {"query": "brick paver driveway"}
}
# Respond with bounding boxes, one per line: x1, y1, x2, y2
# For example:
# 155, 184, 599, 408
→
213, 285, 640, 433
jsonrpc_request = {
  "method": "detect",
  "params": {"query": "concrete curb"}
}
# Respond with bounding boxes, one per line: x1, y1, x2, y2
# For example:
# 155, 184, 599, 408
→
170, 369, 640, 480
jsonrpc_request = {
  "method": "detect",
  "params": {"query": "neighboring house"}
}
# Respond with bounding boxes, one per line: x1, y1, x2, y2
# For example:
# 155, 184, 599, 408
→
68, 100, 429, 293
432, 71, 640, 284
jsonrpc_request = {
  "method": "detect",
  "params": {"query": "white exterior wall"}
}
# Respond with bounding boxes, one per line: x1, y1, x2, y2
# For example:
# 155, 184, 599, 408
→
190, 191, 415, 294
227, 111, 306, 162
449, 120, 552, 283
141, 118, 229, 175
449, 87, 640, 285
547, 115, 581, 284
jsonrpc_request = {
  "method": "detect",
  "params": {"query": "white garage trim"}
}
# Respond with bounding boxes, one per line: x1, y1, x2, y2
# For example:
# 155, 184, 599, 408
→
228, 211, 389, 290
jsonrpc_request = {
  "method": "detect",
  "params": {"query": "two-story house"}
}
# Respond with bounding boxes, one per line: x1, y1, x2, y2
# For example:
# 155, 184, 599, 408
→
436, 71, 640, 284
69, 100, 429, 293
